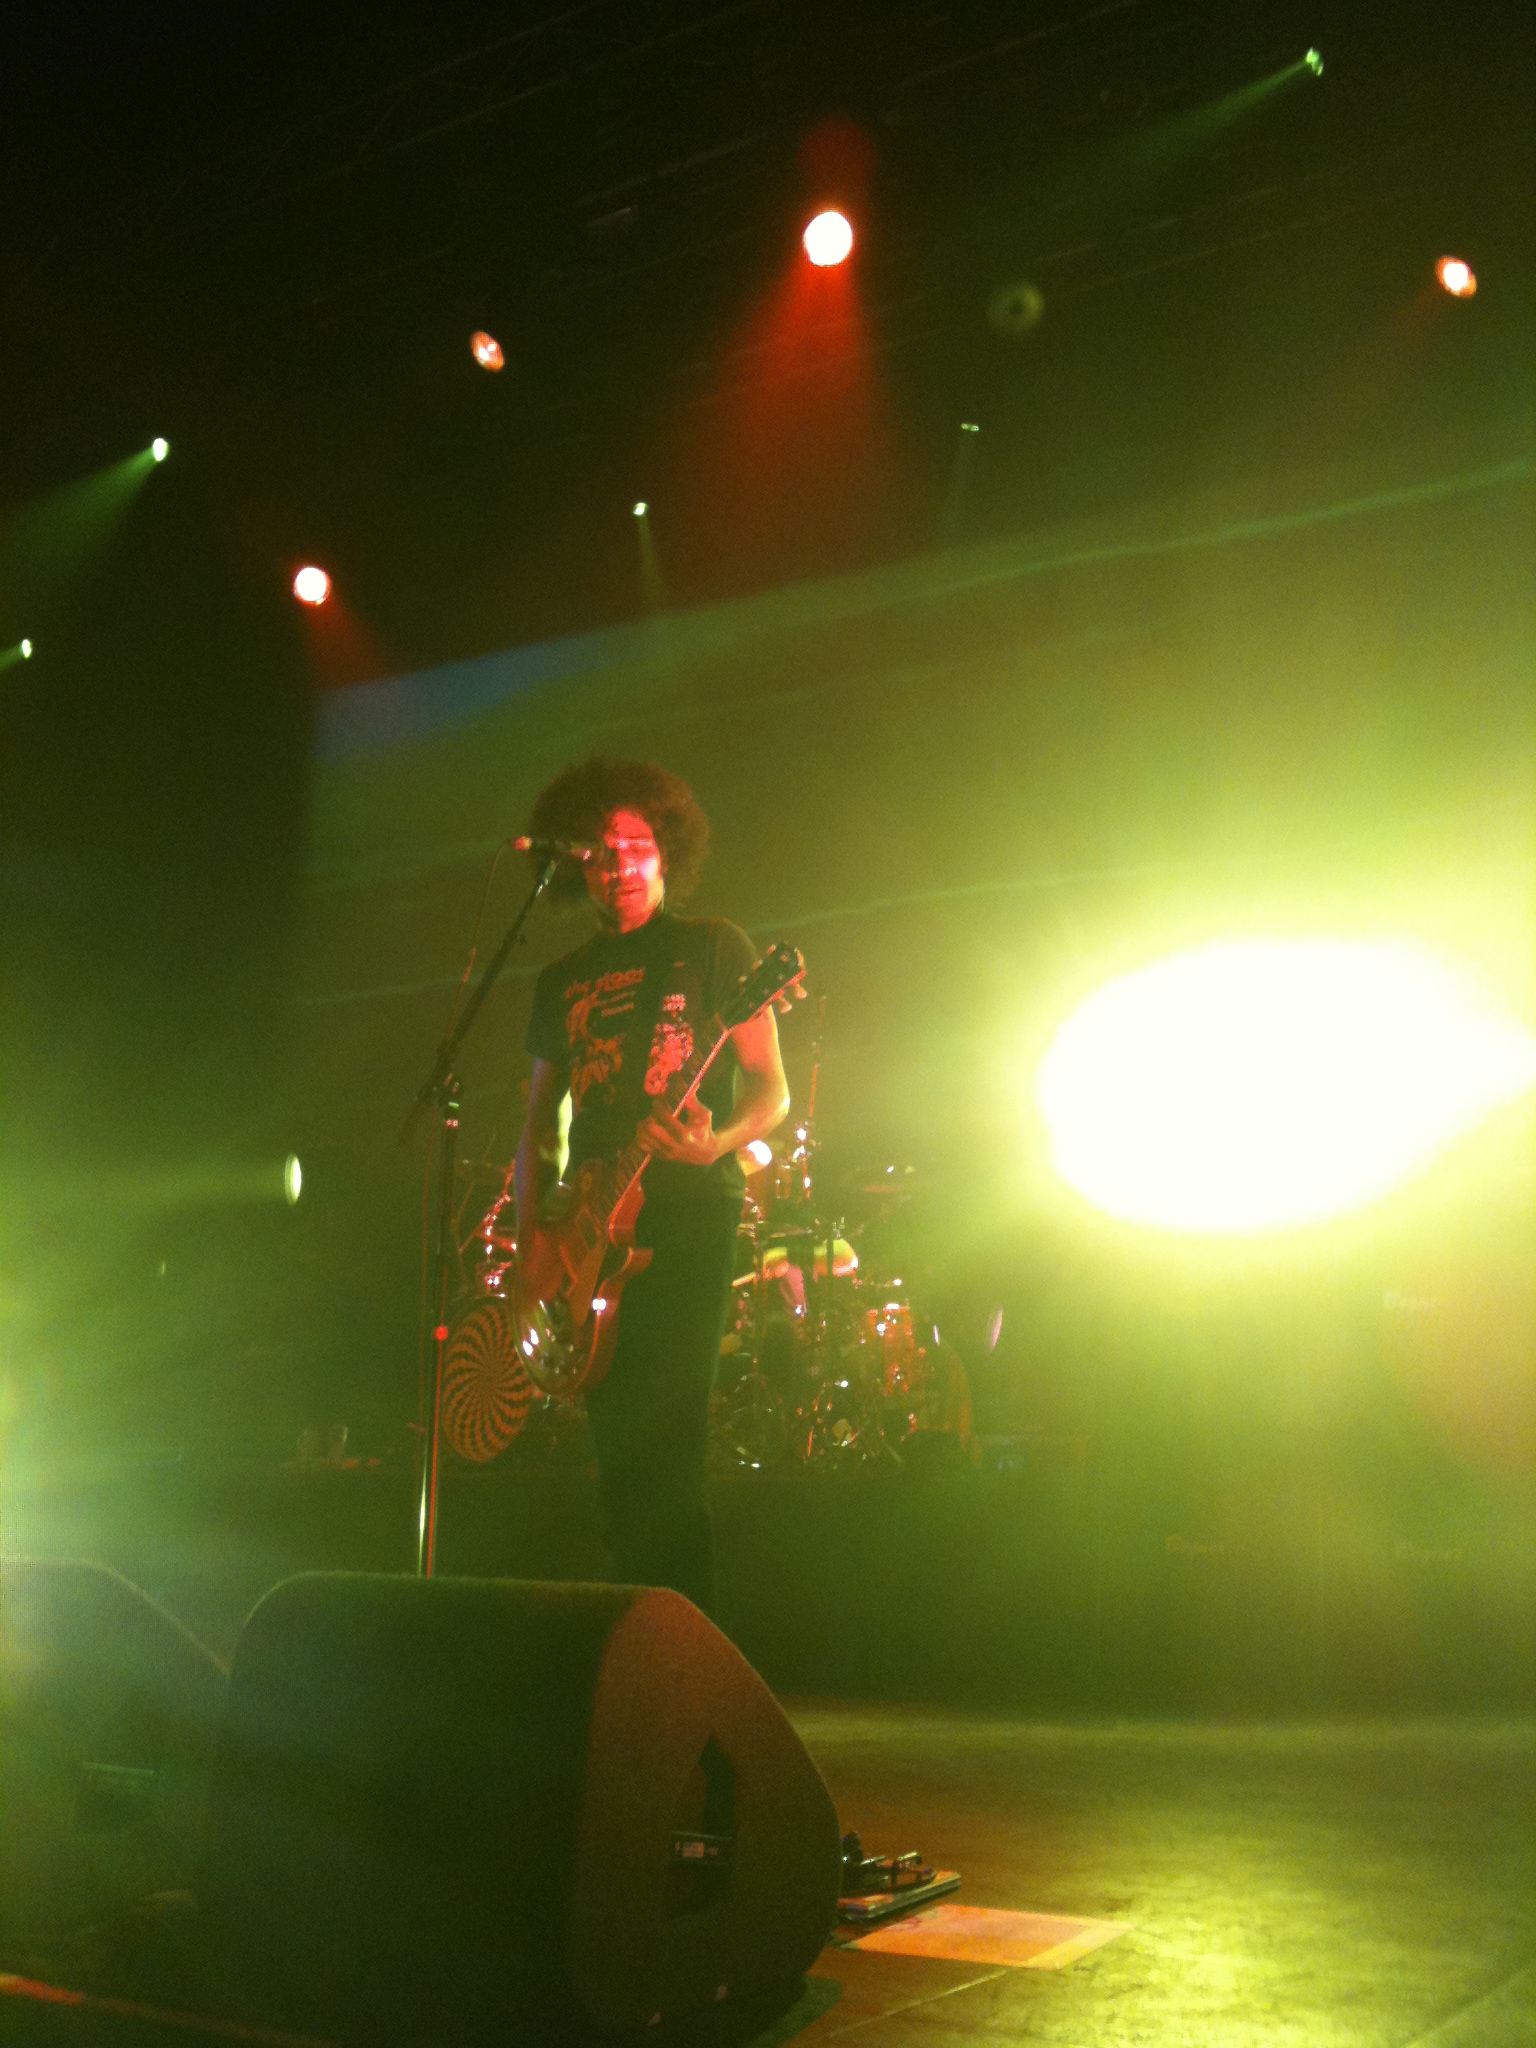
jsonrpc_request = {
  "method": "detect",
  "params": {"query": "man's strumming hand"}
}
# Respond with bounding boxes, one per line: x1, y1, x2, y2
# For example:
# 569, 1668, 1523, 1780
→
638, 1097, 723, 1167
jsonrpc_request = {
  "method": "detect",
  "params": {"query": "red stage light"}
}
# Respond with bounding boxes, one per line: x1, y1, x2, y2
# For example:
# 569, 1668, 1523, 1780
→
1435, 256, 1476, 298
293, 565, 331, 606
470, 329, 505, 370
803, 209, 854, 267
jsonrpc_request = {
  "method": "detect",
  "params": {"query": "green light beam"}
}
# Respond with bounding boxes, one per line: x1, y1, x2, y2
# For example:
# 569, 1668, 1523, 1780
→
939, 421, 981, 543
1075, 52, 1326, 204
1, 442, 171, 626
14, 1156, 306, 1216
975, 46, 1329, 251
634, 500, 668, 614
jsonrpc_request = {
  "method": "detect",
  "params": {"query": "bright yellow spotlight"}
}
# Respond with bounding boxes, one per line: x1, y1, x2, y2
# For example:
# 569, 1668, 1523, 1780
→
803, 209, 854, 267
1035, 940, 1536, 1233
284, 1153, 303, 1206
20, 638, 33, 659
151, 437, 169, 462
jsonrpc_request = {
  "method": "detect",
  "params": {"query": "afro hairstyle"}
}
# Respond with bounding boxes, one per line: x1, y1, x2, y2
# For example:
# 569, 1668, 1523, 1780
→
525, 756, 711, 901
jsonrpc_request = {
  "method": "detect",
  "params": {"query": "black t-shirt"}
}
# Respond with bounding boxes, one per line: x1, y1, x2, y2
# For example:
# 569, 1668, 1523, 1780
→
526, 910, 757, 1207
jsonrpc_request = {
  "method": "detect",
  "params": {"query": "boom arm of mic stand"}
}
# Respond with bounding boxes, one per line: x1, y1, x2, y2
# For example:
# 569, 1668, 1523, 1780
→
404, 854, 557, 1577
398, 856, 559, 1148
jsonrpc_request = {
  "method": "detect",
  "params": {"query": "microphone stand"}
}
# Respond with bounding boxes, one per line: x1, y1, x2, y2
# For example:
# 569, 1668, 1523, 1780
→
401, 853, 557, 1576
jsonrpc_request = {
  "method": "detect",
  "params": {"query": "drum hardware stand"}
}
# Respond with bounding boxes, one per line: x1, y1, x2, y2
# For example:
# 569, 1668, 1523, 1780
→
400, 852, 558, 1577
747, 1212, 771, 1410
783, 991, 862, 1459
798, 994, 843, 1378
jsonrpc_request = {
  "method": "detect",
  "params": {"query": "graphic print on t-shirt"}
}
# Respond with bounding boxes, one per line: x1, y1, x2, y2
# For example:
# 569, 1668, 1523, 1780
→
644, 991, 694, 1098
561, 966, 700, 1121
560, 964, 646, 1117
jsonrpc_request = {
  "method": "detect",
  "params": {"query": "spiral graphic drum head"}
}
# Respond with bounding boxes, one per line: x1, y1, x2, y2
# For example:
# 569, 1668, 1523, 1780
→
442, 1301, 536, 1462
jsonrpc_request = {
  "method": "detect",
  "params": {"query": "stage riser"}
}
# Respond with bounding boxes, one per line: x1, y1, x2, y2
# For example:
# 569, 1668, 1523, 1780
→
5, 1466, 1531, 1711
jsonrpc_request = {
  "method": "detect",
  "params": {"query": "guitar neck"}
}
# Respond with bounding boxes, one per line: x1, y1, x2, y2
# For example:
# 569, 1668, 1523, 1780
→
608, 1013, 729, 1203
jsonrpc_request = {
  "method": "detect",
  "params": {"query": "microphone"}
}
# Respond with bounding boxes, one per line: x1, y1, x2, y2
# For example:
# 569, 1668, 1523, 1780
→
511, 834, 597, 863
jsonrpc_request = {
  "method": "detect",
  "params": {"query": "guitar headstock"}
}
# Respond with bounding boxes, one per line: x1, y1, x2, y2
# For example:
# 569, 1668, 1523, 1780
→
721, 942, 807, 1030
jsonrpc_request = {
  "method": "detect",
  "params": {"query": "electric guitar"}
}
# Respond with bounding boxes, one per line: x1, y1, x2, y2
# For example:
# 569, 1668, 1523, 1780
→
513, 942, 806, 1398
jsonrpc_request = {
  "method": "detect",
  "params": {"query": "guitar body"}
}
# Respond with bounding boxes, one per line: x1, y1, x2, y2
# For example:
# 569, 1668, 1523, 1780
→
513, 1161, 653, 1398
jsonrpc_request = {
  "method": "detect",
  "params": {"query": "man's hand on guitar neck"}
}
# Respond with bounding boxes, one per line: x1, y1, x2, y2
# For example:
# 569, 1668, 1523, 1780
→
639, 1008, 792, 1167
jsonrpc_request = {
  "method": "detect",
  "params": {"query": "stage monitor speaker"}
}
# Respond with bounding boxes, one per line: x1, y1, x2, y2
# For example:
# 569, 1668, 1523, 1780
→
0, 1557, 229, 1952
201, 1574, 841, 2040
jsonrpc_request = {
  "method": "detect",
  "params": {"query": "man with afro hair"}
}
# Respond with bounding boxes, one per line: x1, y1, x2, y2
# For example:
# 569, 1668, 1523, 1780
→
514, 758, 790, 1614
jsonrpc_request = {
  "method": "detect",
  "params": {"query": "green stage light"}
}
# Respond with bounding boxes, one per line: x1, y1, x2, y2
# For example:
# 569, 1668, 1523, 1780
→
20, 638, 32, 658
19, 1155, 317, 1216
151, 437, 169, 462
1036, 940, 1536, 1234
1304, 47, 1324, 76
633, 500, 648, 518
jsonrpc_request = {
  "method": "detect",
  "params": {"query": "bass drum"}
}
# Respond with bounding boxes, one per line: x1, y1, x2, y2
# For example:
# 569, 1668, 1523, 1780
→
441, 1301, 537, 1463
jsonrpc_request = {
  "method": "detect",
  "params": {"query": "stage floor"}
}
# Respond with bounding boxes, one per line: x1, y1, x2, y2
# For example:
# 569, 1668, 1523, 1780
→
4, 1709, 1532, 2046
785, 1708, 1535, 2046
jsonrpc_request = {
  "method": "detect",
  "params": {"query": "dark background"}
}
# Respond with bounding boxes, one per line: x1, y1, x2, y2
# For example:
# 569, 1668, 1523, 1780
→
1, 0, 1531, 1703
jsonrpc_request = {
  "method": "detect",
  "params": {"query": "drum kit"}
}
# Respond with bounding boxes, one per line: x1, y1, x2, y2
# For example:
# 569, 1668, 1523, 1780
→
711, 1127, 969, 1474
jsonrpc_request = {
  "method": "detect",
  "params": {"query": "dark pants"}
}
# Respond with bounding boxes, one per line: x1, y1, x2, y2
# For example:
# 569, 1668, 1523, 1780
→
583, 1198, 740, 1616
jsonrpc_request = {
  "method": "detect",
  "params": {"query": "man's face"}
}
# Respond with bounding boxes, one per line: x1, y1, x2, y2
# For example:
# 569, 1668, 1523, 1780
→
585, 807, 665, 933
